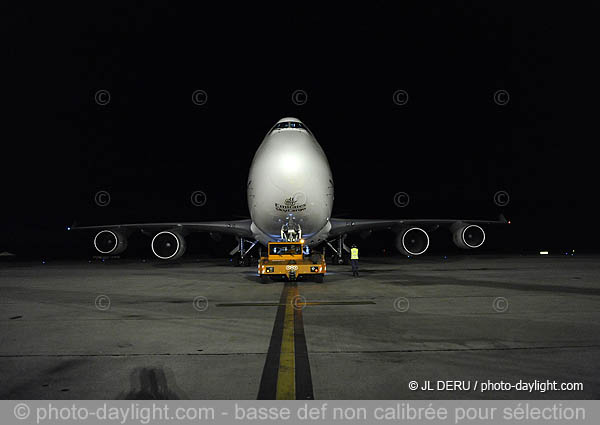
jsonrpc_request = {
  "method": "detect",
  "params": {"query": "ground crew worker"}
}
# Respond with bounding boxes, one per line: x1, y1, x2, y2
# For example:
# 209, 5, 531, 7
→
351, 244, 359, 277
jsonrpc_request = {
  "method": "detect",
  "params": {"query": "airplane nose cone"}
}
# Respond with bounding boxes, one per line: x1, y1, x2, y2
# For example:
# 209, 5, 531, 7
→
266, 133, 318, 190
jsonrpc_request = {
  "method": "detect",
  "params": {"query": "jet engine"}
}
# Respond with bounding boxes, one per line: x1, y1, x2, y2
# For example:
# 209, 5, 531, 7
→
395, 227, 430, 256
151, 231, 186, 260
451, 223, 486, 249
93, 230, 128, 255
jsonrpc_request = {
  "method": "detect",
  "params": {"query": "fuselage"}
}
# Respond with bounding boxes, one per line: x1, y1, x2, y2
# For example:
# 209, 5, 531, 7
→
247, 118, 334, 247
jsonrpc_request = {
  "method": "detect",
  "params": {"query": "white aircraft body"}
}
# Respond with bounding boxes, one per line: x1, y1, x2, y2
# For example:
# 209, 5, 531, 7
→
73, 117, 506, 264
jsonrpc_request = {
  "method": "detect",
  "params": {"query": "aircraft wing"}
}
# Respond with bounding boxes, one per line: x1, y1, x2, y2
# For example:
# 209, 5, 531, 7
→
328, 214, 508, 237
70, 219, 254, 238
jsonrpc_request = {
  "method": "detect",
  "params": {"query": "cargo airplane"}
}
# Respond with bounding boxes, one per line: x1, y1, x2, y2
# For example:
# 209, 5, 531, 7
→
72, 117, 507, 265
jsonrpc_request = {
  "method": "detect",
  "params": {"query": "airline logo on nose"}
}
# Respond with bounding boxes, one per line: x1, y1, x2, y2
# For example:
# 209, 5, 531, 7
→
275, 197, 307, 212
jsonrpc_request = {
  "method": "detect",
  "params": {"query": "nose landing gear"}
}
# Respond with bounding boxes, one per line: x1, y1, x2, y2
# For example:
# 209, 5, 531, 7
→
281, 217, 302, 242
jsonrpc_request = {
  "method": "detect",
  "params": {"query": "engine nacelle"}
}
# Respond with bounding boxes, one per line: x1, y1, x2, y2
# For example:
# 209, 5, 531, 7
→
151, 230, 186, 260
451, 223, 486, 249
93, 230, 128, 255
395, 227, 430, 256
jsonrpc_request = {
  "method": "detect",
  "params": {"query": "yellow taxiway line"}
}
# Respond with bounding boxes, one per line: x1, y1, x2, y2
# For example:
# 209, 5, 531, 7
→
276, 285, 298, 399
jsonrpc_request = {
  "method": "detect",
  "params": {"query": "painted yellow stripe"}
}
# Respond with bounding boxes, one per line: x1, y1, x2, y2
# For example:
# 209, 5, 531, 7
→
276, 285, 297, 399
217, 300, 375, 307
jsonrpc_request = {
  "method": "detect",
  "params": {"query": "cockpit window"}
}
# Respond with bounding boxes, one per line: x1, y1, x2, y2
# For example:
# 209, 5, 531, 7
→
270, 244, 302, 255
273, 122, 290, 130
270, 121, 312, 135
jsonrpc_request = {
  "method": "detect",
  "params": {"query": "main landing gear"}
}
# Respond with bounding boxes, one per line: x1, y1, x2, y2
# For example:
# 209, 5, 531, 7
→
325, 234, 350, 265
229, 237, 259, 267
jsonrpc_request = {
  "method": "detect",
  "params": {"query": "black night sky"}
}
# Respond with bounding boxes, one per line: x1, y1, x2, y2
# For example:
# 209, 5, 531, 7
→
2, 2, 598, 259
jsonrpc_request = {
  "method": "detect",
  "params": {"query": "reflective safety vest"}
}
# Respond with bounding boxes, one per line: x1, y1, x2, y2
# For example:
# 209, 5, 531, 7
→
351, 248, 359, 260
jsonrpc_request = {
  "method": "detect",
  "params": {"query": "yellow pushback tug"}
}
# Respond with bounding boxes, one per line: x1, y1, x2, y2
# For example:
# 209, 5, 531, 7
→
258, 240, 326, 283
